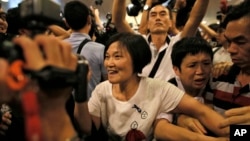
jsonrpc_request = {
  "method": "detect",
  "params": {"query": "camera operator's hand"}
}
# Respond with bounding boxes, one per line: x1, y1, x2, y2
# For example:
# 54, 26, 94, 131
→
0, 111, 11, 136
0, 35, 79, 102
13, 35, 78, 72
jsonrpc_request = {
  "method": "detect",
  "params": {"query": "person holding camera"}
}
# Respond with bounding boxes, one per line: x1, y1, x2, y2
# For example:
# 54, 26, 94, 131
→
0, 34, 89, 141
0, 4, 13, 139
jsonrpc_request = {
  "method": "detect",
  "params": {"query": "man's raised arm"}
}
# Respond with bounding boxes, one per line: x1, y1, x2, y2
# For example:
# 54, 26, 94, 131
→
181, 0, 209, 38
112, 0, 134, 33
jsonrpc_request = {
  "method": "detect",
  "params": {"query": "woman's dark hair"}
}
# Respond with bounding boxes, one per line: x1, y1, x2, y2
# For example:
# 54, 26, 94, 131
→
171, 37, 213, 70
105, 32, 151, 73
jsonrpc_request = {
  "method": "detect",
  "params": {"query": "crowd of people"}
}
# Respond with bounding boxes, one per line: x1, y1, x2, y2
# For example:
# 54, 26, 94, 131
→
0, 0, 250, 141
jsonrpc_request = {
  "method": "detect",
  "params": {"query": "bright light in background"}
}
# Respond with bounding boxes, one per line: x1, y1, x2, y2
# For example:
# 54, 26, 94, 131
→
202, 21, 207, 24
8, 0, 21, 8
7, 0, 61, 8
52, 0, 60, 4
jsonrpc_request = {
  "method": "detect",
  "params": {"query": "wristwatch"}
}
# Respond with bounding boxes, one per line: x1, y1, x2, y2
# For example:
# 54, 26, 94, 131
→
171, 8, 179, 13
143, 5, 150, 11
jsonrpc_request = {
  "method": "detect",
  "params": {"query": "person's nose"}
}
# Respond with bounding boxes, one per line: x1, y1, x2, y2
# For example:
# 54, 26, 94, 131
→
195, 65, 204, 75
105, 57, 115, 68
227, 42, 238, 54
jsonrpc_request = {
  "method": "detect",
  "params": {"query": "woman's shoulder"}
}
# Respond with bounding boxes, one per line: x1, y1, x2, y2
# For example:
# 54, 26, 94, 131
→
140, 77, 173, 89
93, 80, 112, 95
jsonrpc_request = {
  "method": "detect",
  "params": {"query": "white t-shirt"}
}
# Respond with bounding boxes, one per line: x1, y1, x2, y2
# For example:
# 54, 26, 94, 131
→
141, 33, 182, 81
213, 47, 232, 64
88, 77, 185, 140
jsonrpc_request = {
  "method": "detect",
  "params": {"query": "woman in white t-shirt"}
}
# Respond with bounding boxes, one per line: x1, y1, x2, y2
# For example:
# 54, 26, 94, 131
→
79, 32, 229, 141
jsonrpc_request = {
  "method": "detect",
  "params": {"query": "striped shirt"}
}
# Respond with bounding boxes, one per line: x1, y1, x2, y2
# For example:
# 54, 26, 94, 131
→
210, 65, 250, 115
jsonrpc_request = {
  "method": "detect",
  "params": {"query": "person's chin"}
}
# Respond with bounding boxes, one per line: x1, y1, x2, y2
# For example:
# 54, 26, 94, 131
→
108, 78, 120, 84
151, 29, 167, 34
194, 83, 205, 89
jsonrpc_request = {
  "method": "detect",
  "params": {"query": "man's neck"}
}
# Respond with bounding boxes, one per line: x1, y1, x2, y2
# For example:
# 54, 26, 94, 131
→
73, 27, 89, 34
150, 33, 168, 50
185, 87, 203, 97
241, 68, 250, 75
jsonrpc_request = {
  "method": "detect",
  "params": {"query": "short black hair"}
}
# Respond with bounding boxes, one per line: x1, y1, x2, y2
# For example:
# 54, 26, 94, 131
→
149, 4, 172, 20
105, 32, 151, 73
222, 0, 250, 28
64, 1, 90, 30
171, 37, 213, 70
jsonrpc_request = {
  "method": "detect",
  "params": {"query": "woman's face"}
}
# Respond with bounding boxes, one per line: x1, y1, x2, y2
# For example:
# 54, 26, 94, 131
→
174, 52, 212, 91
104, 42, 134, 84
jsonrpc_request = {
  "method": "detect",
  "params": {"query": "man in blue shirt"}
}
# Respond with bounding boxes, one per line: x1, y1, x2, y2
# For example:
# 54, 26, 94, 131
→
64, 1, 107, 98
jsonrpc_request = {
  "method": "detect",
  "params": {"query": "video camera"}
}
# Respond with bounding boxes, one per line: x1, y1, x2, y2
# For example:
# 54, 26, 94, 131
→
95, 12, 117, 45
19, 0, 61, 35
0, 0, 61, 62
126, 0, 171, 16
0, 0, 88, 90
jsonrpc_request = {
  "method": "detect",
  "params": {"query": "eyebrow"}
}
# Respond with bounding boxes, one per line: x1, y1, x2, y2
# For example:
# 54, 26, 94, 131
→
150, 9, 167, 14
224, 34, 246, 42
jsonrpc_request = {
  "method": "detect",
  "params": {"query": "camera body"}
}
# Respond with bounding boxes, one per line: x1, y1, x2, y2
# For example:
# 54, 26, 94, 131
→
0, 0, 61, 62
19, 0, 61, 33
0, 40, 23, 63
95, 13, 117, 45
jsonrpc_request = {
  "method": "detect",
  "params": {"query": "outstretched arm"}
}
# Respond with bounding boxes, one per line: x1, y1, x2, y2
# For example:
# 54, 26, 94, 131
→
112, 0, 134, 33
154, 118, 228, 141
174, 94, 229, 136
220, 106, 250, 128
138, 0, 155, 35
90, 6, 104, 30
199, 23, 218, 39
169, 0, 187, 35
181, 0, 209, 38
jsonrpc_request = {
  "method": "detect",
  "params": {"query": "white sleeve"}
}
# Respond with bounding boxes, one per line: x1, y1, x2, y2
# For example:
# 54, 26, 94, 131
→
156, 113, 173, 122
88, 85, 102, 117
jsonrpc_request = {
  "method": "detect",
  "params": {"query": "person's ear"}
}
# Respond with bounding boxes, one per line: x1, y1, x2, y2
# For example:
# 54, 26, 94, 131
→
87, 15, 92, 25
173, 66, 180, 76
